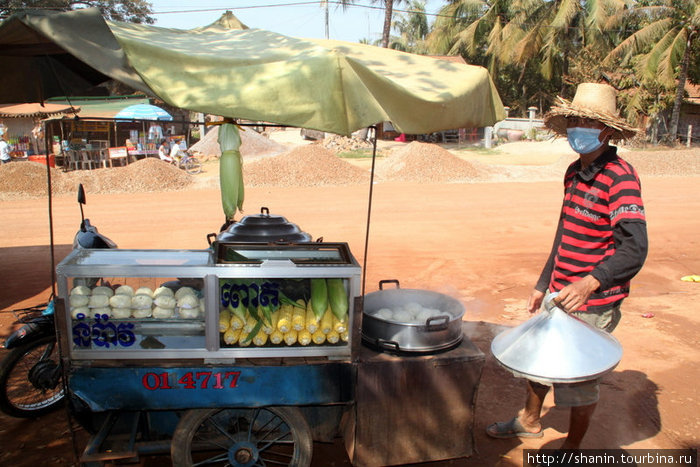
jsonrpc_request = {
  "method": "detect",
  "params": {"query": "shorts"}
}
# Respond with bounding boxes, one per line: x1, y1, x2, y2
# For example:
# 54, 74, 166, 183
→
545, 302, 622, 407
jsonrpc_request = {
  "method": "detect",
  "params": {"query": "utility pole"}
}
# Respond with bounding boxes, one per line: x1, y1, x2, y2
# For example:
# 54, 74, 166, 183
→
324, 0, 329, 39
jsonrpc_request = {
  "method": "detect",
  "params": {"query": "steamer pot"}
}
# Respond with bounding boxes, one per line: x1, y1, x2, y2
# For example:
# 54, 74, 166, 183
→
362, 280, 464, 354
208, 207, 312, 245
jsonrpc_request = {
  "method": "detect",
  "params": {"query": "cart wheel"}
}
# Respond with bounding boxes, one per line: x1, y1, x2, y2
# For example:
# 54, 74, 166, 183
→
171, 406, 312, 467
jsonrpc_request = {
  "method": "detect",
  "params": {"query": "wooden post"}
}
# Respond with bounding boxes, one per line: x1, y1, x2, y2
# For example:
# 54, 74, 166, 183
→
687, 125, 692, 148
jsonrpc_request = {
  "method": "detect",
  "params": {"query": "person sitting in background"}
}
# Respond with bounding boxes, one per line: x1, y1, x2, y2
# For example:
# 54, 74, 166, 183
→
158, 139, 172, 163
169, 139, 185, 163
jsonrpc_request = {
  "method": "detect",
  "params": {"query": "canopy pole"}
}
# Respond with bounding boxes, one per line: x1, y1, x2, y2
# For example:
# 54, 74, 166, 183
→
42, 121, 56, 298
361, 126, 378, 298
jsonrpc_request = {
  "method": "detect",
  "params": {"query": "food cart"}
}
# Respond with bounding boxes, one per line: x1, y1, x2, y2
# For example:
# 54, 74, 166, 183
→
54, 224, 485, 466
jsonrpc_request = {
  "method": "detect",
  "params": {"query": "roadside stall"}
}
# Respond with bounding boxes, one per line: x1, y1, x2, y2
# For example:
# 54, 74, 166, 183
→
0, 103, 79, 165
0, 8, 504, 466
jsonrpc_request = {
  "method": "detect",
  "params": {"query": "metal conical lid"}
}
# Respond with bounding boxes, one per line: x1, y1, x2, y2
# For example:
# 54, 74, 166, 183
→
491, 293, 622, 384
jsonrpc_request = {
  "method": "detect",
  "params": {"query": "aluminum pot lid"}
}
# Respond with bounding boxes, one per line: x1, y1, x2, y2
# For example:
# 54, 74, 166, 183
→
491, 293, 622, 384
216, 207, 312, 243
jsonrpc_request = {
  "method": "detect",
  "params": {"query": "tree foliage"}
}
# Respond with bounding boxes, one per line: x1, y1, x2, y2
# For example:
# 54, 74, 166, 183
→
0, 0, 155, 23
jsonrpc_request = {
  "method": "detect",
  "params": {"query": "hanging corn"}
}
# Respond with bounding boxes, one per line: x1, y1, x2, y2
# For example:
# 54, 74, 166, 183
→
217, 123, 244, 221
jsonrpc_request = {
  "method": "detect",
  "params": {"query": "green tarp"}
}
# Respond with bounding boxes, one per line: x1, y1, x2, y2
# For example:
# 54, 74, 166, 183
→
0, 8, 504, 135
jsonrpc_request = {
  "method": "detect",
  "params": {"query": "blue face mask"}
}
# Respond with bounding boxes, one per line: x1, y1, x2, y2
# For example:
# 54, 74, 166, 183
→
567, 127, 604, 154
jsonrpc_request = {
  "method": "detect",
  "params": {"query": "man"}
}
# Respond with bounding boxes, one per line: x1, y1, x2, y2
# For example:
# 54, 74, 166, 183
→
0, 133, 12, 164
486, 83, 648, 450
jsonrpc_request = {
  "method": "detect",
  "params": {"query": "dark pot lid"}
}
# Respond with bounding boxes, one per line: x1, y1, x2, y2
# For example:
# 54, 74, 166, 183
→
216, 207, 312, 243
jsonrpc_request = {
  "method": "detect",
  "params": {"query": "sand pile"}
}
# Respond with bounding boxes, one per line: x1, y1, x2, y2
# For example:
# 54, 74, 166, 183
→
189, 126, 286, 160
376, 141, 488, 182
244, 145, 370, 187
0, 161, 60, 198
0, 158, 193, 200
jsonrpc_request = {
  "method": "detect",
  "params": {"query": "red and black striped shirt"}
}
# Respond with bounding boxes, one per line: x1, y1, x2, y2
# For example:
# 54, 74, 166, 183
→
546, 147, 646, 312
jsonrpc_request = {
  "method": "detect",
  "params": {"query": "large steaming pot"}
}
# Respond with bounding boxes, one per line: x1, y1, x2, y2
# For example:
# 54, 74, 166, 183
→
362, 280, 464, 354
208, 207, 313, 245
491, 293, 623, 384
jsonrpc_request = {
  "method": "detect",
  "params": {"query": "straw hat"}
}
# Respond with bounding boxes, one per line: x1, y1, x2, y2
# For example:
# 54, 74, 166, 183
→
544, 83, 638, 141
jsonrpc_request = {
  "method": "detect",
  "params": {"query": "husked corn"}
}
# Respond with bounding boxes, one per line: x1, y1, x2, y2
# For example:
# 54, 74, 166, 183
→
253, 329, 268, 346
332, 316, 347, 333
263, 310, 280, 335
305, 301, 319, 333
320, 308, 333, 334
326, 330, 340, 344
230, 314, 244, 330
298, 329, 312, 346
219, 309, 231, 333
340, 330, 349, 342
284, 330, 298, 346
278, 304, 293, 333
311, 329, 326, 345
270, 329, 284, 345
243, 315, 257, 334
223, 328, 241, 345
292, 304, 306, 331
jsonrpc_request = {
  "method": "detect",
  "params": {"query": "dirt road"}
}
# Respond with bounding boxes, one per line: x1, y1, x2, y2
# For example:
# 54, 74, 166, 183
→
0, 147, 698, 466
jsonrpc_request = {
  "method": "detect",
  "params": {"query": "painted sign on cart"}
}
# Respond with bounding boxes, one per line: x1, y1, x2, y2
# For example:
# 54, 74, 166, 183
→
69, 364, 353, 411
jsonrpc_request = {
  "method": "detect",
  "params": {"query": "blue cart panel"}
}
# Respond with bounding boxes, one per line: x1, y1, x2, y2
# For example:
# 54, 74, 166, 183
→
70, 363, 354, 411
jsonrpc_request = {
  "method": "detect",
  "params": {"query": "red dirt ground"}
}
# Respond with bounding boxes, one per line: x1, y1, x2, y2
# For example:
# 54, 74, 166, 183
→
0, 175, 698, 466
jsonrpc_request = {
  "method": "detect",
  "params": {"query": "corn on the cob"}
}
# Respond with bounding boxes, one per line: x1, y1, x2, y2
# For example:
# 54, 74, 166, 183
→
326, 330, 340, 344
332, 316, 347, 333
310, 279, 328, 320
238, 331, 252, 346
263, 310, 279, 335
311, 329, 326, 345
278, 304, 293, 333
243, 315, 257, 334
223, 328, 241, 345
283, 330, 298, 346
340, 330, 349, 342
219, 309, 231, 333
298, 329, 312, 346
305, 300, 319, 333
218, 123, 244, 220
327, 278, 348, 321
270, 329, 284, 345
230, 314, 244, 330
320, 307, 333, 334
252, 329, 269, 346
292, 303, 306, 331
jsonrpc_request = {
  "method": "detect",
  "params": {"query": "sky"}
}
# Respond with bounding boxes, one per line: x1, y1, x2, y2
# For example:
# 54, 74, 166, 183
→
148, 1, 444, 43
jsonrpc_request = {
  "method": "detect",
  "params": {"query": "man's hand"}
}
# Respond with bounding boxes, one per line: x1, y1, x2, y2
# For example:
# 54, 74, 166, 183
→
527, 289, 545, 314
554, 275, 600, 312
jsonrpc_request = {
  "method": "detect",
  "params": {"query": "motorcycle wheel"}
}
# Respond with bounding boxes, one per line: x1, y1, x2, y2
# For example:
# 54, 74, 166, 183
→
171, 406, 312, 467
0, 335, 64, 418
184, 157, 202, 175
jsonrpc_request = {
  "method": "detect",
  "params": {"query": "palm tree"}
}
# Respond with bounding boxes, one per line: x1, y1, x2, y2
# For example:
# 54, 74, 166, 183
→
602, 0, 699, 142
390, 0, 429, 52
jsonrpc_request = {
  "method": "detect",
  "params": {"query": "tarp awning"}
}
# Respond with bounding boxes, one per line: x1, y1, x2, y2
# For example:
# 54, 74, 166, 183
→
0, 8, 505, 135
46, 96, 151, 119
0, 102, 79, 118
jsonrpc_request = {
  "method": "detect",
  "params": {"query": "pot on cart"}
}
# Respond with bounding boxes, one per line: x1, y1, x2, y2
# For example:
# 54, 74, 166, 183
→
362, 280, 464, 354
208, 206, 313, 245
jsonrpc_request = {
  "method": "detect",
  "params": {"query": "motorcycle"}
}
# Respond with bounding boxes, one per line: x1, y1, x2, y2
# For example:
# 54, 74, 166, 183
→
0, 184, 116, 418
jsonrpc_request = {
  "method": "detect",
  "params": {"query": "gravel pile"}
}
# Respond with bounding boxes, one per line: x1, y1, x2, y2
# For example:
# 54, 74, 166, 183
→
376, 141, 488, 182
189, 126, 286, 161
322, 134, 373, 153
244, 145, 370, 187
0, 158, 193, 200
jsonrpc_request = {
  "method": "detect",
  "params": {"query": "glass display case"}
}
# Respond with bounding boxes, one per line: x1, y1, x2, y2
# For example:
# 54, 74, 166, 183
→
56, 244, 361, 360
